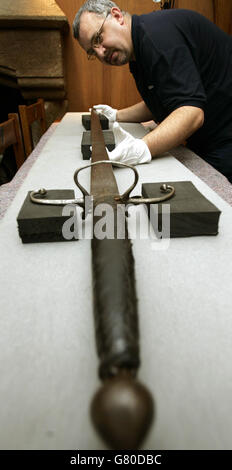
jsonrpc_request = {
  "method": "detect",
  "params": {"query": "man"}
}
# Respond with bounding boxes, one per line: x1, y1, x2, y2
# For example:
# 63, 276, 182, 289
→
73, 0, 232, 182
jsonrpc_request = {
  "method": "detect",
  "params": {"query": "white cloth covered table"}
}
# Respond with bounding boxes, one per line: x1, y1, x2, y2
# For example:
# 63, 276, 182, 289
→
0, 113, 232, 450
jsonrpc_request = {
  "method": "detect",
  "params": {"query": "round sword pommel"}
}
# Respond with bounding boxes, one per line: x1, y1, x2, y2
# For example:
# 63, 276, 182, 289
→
91, 369, 154, 449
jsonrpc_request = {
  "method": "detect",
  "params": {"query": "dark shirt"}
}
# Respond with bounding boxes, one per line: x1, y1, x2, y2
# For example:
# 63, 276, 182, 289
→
130, 9, 232, 156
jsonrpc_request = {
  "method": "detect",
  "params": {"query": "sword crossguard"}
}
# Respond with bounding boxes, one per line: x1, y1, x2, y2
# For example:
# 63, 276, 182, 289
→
30, 188, 85, 208
29, 162, 175, 207
74, 160, 175, 205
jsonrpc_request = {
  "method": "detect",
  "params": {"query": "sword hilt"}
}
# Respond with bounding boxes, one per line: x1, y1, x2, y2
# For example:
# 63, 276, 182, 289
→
92, 236, 140, 379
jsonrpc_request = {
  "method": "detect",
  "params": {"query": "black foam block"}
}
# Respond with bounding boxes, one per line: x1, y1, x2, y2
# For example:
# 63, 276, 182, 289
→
81, 130, 115, 159
82, 114, 109, 130
17, 190, 78, 243
142, 181, 221, 237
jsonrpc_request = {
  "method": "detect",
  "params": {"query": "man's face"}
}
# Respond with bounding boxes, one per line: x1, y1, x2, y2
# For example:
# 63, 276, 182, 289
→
78, 8, 133, 66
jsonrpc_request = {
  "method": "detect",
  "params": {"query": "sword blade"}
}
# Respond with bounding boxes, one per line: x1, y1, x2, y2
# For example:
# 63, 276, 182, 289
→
90, 109, 119, 199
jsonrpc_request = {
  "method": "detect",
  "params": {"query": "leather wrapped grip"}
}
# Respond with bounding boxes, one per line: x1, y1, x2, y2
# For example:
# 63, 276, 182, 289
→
91, 237, 140, 379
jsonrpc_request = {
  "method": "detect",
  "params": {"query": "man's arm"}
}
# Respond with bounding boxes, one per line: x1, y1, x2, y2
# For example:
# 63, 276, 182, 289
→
117, 101, 154, 123
143, 105, 204, 157
107, 105, 204, 166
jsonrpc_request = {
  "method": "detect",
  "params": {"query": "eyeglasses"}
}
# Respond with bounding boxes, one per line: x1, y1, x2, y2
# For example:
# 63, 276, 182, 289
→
87, 13, 110, 60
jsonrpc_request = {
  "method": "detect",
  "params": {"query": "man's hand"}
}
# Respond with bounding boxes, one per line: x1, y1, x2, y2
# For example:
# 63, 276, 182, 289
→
108, 122, 151, 165
92, 104, 117, 122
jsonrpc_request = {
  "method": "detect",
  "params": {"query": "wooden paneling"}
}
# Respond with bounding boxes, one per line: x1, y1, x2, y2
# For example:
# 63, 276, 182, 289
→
176, 0, 214, 20
0, 0, 68, 28
177, 0, 232, 32
213, 0, 232, 34
0, 0, 67, 107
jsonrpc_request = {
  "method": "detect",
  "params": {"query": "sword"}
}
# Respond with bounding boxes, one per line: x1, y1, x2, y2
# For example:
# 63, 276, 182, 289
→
88, 110, 153, 449
29, 111, 175, 449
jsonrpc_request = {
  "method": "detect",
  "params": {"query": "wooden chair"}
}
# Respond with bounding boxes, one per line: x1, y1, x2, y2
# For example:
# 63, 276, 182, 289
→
19, 99, 47, 157
0, 113, 25, 169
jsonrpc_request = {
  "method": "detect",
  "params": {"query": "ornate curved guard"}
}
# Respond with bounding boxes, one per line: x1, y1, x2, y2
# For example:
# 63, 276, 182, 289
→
74, 160, 175, 204
30, 161, 175, 207
30, 187, 85, 207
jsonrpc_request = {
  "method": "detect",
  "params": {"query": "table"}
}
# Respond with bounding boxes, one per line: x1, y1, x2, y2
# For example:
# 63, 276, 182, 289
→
0, 113, 232, 450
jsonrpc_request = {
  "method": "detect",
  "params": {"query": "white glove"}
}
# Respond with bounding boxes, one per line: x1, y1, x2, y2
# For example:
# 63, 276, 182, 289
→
92, 104, 117, 122
108, 122, 151, 165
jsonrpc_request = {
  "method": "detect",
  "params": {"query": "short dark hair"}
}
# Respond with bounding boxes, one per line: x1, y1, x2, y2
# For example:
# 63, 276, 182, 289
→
73, 0, 122, 40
